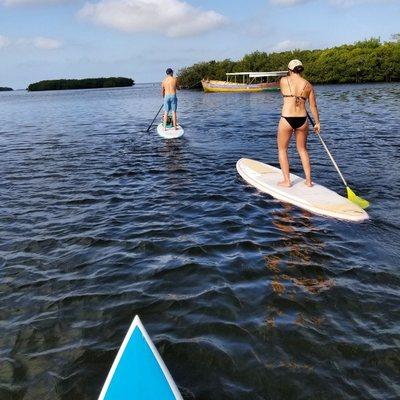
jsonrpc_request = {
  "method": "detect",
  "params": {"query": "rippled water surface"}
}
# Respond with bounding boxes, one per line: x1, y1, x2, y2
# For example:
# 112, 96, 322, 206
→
1, 83, 400, 399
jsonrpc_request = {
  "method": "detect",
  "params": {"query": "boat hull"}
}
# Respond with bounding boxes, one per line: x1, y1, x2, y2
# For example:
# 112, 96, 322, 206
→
201, 79, 279, 93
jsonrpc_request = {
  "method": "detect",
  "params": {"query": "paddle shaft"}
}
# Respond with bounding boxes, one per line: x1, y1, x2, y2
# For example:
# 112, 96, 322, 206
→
146, 104, 163, 132
306, 111, 348, 187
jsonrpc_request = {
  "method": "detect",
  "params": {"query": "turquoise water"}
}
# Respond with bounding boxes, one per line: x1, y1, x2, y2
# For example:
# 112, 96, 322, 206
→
0, 83, 399, 399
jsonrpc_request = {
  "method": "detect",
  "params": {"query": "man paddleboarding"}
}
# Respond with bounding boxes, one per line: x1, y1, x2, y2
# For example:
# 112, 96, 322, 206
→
277, 59, 321, 187
162, 68, 179, 130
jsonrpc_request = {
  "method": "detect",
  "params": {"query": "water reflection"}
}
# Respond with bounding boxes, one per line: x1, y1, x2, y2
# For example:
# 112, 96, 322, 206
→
264, 204, 334, 332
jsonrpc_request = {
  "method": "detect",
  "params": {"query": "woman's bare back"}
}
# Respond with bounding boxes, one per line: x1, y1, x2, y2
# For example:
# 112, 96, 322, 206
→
280, 75, 312, 117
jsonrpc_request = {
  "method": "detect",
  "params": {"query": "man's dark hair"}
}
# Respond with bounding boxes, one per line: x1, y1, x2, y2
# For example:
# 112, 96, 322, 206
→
166, 68, 173, 76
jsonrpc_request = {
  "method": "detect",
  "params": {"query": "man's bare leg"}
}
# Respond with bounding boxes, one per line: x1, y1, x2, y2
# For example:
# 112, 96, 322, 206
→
163, 111, 168, 130
277, 118, 293, 187
172, 111, 178, 130
295, 122, 313, 187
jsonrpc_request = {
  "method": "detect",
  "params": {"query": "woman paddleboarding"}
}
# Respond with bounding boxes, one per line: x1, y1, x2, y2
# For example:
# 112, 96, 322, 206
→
277, 59, 320, 187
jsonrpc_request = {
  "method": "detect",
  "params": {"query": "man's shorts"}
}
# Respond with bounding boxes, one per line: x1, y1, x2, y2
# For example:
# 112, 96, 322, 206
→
164, 94, 178, 113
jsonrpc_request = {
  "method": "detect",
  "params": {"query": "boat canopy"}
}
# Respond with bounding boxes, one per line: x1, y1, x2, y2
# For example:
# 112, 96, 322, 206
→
225, 71, 287, 84
226, 71, 287, 77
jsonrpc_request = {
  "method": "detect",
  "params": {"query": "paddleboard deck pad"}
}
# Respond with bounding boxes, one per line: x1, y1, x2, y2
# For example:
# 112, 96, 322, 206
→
237, 158, 368, 222
98, 315, 183, 400
157, 123, 184, 139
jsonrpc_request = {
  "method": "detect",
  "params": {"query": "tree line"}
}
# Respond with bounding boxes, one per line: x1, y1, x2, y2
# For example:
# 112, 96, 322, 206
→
178, 37, 400, 88
0, 87, 13, 91
27, 77, 134, 91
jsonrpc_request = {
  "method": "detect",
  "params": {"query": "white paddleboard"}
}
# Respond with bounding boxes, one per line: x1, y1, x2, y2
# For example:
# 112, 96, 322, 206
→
237, 158, 368, 222
157, 123, 184, 139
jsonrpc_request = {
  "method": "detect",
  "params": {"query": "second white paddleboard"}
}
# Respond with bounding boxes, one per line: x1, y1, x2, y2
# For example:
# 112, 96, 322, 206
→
157, 123, 184, 139
237, 158, 368, 222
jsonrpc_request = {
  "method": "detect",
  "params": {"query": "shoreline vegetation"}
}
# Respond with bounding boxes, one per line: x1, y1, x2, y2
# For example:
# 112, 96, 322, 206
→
178, 37, 400, 88
0, 87, 13, 91
27, 77, 134, 92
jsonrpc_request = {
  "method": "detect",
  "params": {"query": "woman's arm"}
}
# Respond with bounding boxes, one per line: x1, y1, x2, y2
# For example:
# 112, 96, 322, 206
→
309, 86, 320, 133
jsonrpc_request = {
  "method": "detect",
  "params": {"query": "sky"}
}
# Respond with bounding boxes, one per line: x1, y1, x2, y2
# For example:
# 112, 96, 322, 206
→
0, 0, 399, 88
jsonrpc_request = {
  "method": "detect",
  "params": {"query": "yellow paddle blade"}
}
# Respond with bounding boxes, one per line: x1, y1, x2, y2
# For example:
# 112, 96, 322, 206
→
346, 186, 370, 209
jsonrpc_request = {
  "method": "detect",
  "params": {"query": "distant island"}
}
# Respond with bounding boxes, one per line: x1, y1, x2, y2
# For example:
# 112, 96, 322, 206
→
178, 37, 400, 87
27, 77, 134, 91
0, 87, 13, 91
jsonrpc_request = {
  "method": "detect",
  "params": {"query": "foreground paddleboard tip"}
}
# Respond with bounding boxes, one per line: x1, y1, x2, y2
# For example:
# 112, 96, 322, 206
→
98, 315, 183, 400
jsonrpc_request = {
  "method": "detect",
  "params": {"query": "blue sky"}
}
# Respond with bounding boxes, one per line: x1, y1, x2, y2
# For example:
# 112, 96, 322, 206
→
0, 0, 399, 88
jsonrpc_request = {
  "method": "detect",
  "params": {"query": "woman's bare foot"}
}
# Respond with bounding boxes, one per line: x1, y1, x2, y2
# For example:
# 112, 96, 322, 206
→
305, 180, 314, 187
278, 180, 292, 187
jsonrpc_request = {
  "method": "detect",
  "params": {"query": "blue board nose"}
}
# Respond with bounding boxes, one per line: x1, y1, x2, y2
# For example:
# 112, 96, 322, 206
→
98, 316, 182, 400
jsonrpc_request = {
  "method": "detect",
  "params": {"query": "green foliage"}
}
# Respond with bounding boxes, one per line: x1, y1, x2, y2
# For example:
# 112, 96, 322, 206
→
0, 87, 13, 91
178, 38, 400, 87
27, 77, 134, 91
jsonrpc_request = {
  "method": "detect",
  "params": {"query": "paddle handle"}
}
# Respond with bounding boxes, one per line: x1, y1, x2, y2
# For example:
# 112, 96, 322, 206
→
306, 112, 348, 187
146, 104, 163, 132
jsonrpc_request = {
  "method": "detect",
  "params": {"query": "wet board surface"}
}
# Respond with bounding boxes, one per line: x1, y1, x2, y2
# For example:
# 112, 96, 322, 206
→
237, 158, 369, 222
98, 316, 183, 400
157, 123, 184, 139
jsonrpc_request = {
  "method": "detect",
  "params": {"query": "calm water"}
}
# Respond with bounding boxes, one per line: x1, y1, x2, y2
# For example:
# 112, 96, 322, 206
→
1, 83, 399, 400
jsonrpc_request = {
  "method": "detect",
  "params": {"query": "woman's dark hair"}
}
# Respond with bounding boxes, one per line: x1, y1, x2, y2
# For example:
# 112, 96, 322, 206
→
293, 65, 304, 73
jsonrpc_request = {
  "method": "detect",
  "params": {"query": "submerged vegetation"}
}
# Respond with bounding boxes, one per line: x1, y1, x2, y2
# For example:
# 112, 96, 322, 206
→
178, 37, 400, 87
0, 87, 13, 91
27, 77, 134, 91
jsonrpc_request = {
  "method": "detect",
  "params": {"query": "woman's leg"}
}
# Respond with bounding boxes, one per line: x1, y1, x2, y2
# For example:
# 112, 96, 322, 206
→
295, 121, 313, 186
277, 118, 293, 187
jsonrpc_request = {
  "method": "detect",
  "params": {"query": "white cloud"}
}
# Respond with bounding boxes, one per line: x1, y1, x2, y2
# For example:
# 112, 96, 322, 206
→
272, 39, 310, 52
0, 35, 11, 48
32, 36, 62, 49
0, 35, 62, 50
271, 0, 393, 6
329, 0, 379, 5
78, 0, 227, 38
1, 0, 63, 5
270, 0, 310, 5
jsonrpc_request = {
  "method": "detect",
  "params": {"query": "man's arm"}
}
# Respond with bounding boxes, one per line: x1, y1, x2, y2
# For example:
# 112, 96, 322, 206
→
161, 81, 165, 97
175, 77, 180, 91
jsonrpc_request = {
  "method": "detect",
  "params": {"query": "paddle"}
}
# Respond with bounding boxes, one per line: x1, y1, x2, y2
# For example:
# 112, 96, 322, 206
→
306, 111, 370, 209
146, 104, 163, 132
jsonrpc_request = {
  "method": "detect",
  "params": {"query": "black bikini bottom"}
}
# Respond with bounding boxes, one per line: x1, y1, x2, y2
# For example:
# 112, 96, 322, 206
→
282, 116, 307, 130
